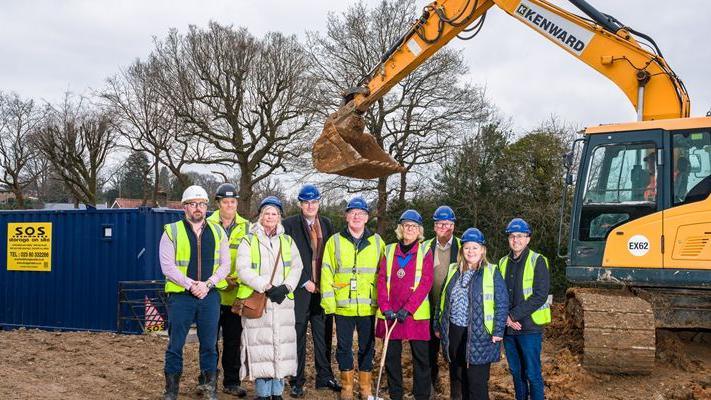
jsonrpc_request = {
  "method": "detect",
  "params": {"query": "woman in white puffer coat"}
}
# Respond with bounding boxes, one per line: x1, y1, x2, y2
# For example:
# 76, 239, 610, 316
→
236, 196, 303, 400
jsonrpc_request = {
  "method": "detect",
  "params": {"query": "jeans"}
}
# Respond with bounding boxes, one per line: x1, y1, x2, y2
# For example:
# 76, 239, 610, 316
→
334, 315, 375, 371
164, 290, 220, 374
503, 333, 544, 400
255, 378, 285, 396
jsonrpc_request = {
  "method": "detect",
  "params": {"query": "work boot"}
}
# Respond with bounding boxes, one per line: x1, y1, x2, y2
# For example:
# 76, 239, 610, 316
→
202, 370, 218, 400
223, 383, 248, 397
358, 371, 372, 399
340, 370, 355, 400
163, 373, 180, 400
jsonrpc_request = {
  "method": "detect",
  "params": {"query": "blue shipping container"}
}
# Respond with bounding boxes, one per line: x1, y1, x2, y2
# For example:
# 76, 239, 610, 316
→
0, 207, 183, 332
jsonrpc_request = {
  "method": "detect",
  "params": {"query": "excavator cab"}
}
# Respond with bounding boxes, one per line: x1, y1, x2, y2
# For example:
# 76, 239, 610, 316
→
313, 101, 405, 179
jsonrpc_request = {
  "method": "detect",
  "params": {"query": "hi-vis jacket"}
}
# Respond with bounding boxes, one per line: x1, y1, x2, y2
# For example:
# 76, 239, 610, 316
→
207, 210, 250, 306
163, 219, 228, 293
498, 250, 551, 326
320, 228, 384, 316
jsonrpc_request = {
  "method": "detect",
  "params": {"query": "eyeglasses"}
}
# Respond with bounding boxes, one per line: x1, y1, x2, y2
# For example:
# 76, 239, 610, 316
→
348, 211, 368, 218
402, 223, 420, 230
185, 202, 208, 209
301, 200, 320, 206
508, 233, 529, 240
435, 222, 454, 228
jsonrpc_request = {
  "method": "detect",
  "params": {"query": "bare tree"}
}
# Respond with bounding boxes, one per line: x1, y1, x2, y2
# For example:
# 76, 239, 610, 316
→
101, 59, 209, 206
0, 92, 45, 208
150, 23, 317, 215
34, 93, 118, 206
306, 0, 490, 233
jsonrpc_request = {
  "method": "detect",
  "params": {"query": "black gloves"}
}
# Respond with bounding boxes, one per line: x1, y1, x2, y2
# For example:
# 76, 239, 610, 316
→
267, 285, 289, 304
396, 308, 409, 323
383, 310, 396, 321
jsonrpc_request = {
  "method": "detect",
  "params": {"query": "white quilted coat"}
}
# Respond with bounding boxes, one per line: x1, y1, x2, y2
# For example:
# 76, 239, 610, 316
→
237, 222, 303, 380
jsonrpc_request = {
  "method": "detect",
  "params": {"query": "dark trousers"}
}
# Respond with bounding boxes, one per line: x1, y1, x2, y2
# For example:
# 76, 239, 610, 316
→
219, 305, 243, 387
503, 333, 544, 400
448, 324, 491, 400
428, 326, 441, 387
334, 315, 375, 371
385, 339, 431, 400
165, 290, 220, 374
291, 296, 335, 387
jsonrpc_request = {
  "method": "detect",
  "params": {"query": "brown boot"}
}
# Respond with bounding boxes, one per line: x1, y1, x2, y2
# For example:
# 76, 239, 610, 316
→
340, 370, 354, 400
358, 370, 372, 399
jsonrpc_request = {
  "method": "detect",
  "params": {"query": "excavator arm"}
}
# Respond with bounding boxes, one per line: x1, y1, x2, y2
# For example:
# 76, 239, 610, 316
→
313, 0, 690, 178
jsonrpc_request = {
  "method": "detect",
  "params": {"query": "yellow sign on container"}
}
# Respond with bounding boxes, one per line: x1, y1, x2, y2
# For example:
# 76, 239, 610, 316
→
7, 222, 52, 272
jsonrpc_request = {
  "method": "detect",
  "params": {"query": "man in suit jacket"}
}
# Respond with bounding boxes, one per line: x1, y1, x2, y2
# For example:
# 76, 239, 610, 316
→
282, 184, 340, 398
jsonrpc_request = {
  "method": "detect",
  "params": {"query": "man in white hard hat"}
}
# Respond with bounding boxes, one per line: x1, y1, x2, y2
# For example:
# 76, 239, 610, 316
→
159, 185, 231, 400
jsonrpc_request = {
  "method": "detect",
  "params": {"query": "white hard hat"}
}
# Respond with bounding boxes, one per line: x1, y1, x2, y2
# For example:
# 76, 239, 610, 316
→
181, 185, 209, 203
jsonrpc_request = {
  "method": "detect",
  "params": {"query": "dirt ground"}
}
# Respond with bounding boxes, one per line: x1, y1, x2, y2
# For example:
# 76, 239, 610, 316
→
1, 304, 709, 400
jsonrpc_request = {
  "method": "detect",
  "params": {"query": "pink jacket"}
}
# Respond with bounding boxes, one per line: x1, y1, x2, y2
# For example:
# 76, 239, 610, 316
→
376, 242, 433, 341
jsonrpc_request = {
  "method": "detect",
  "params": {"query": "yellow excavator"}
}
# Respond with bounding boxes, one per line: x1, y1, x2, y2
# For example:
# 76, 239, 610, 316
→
313, 0, 711, 374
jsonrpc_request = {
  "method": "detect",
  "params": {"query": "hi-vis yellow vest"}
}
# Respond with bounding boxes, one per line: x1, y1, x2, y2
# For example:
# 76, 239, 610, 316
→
320, 232, 384, 317
376, 243, 430, 320
498, 250, 551, 326
163, 220, 228, 293
439, 262, 497, 335
206, 211, 250, 306
235, 233, 294, 300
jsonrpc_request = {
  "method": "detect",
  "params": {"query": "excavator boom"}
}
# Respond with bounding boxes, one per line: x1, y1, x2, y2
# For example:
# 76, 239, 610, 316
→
313, 0, 690, 178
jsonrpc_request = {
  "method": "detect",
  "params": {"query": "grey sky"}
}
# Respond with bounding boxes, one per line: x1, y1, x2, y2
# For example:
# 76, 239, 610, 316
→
1, 0, 709, 134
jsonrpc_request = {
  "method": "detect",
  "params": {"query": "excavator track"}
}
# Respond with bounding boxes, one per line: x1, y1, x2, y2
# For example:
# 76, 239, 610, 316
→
565, 288, 656, 374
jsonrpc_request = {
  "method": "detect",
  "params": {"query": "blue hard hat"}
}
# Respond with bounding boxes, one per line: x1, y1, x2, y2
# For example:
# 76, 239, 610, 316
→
461, 227, 486, 245
433, 205, 456, 222
505, 218, 531, 235
298, 184, 321, 201
259, 196, 283, 214
346, 196, 369, 213
399, 209, 423, 225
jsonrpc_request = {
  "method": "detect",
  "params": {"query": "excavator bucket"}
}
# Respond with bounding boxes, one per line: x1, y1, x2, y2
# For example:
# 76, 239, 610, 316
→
313, 105, 405, 179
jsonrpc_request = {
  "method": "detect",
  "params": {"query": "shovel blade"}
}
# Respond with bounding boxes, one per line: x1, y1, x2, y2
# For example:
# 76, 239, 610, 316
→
313, 105, 404, 179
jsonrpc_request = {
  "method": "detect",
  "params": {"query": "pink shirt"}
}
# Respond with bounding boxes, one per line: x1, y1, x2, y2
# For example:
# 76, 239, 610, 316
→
159, 223, 231, 290
376, 243, 433, 341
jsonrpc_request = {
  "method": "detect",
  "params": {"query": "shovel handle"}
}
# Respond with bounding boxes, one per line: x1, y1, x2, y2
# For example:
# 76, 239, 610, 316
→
374, 319, 398, 400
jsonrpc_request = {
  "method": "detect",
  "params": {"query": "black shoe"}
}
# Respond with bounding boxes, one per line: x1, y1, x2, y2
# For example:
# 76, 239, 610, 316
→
316, 378, 342, 392
272, 396, 283, 400
289, 385, 305, 398
224, 384, 248, 397
256, 397, 270, 400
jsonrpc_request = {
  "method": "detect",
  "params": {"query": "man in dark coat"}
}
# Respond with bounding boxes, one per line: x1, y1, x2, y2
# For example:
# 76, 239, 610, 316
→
282, 184, 340, 398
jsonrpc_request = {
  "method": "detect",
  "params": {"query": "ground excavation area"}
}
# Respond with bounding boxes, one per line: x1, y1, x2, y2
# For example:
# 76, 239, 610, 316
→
1, 305, 709, 400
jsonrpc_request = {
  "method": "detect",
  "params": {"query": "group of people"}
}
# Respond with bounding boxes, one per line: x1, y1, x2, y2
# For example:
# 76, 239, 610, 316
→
159, 183, 551, 400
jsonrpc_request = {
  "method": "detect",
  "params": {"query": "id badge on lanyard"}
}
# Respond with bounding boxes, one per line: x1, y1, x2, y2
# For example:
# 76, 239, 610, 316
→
350, 277, 357, 291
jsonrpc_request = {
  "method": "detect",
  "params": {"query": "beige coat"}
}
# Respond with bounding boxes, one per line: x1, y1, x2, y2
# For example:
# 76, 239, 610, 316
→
237, 222, 302, 380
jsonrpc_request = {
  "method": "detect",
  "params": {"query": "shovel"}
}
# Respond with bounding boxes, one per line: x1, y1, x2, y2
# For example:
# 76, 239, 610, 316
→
368, 319, 398, 400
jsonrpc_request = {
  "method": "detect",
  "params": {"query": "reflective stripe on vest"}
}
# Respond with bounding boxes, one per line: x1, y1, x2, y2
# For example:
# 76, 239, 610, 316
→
235, 233, 294, 300
322, 232, 383, 316
163, 220, 227, 293
438, 262, 497, 334
498, 251, 551, 326
376, 243, 430, 320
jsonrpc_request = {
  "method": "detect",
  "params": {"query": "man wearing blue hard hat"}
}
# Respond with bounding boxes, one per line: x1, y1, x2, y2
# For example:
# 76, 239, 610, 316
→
282, 184, 340, 397
422, 205, 461, 398
498, 218, 551, 400
320, 196, 385, 400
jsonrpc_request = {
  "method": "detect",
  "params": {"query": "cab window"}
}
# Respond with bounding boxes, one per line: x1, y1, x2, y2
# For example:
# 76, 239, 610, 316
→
672, 130, 711, 205
578, 142, 658, 241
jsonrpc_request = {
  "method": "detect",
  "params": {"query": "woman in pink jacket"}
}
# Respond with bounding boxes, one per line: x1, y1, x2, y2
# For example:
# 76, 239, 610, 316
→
376, 209, 434, 400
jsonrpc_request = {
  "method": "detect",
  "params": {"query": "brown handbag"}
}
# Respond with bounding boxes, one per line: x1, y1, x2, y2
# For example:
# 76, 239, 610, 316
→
231, 241, 282, 318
